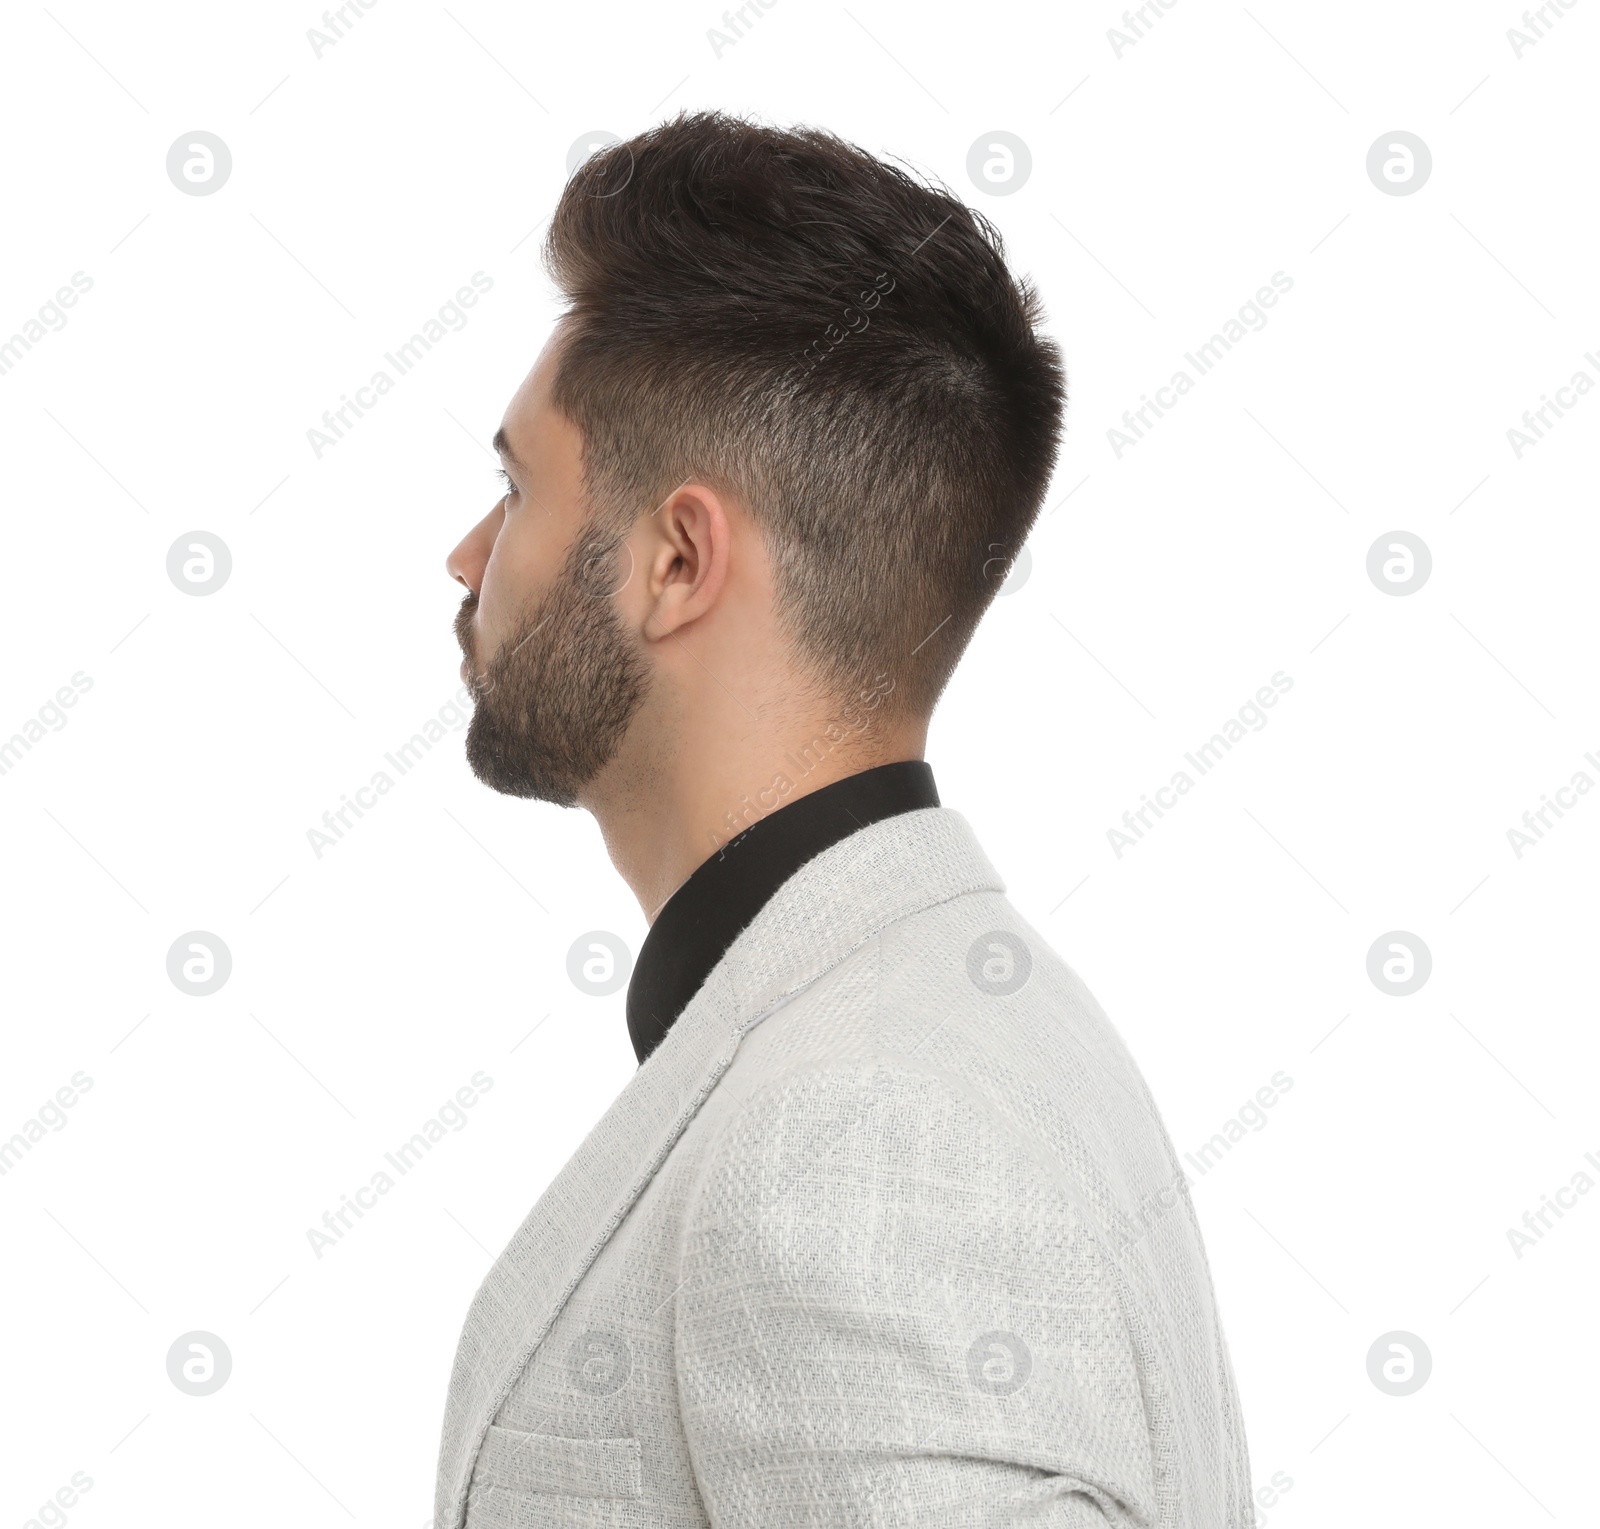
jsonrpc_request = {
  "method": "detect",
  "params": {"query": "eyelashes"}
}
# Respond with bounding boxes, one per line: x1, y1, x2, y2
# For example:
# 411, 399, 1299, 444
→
497, 467, 517, 498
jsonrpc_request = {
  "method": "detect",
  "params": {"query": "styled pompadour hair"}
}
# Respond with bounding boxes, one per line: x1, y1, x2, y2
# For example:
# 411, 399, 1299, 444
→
544, 110, 1066, 718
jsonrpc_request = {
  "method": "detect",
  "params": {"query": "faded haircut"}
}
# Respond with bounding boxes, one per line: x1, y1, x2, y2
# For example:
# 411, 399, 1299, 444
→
543, 110, 1067, 718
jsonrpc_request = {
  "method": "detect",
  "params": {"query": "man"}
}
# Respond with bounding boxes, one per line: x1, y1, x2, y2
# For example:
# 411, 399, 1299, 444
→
436, 111, 1252, 1527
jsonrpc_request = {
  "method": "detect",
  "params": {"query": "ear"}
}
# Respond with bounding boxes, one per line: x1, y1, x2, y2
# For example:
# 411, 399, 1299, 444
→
637, 483, 732, 642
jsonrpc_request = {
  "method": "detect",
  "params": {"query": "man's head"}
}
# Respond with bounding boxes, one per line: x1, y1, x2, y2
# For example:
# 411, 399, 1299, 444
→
447, 110, 1065, 807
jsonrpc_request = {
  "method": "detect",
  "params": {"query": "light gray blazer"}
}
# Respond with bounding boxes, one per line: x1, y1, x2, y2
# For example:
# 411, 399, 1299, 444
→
434, 808, 1252, 1527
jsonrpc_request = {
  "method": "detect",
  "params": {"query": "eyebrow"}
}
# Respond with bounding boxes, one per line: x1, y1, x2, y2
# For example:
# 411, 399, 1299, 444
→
491, 427, 525, 470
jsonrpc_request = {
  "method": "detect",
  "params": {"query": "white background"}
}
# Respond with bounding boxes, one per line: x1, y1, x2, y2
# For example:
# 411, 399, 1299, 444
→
2, 0, 1596, 1524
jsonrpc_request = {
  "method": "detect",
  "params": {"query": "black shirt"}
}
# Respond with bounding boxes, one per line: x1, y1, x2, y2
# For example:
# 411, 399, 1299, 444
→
625, 760, 940, 1065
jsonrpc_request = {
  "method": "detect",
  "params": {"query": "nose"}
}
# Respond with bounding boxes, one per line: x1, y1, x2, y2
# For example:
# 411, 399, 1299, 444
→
445, 500, 505, 594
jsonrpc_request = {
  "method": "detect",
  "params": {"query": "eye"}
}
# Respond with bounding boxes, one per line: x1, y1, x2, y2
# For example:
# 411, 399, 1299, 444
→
497, 467, 518, 502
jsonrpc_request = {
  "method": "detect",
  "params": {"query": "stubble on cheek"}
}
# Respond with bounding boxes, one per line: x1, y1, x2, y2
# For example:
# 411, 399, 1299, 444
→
460, 526, 652, 803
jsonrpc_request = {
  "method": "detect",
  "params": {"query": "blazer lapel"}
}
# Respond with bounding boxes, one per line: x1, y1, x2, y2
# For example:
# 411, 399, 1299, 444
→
432, 978, 740, 1529
433, 806, 1004, 1529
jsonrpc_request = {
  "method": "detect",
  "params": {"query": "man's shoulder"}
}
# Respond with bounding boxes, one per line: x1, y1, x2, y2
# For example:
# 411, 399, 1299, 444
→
700, 884, 1178, 1222
728, 885, 1154, 1120
681, 1052, 1097, 1275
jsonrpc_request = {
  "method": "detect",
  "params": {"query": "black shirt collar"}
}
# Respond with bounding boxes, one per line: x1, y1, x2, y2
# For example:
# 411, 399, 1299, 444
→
625, 760, 940, 1065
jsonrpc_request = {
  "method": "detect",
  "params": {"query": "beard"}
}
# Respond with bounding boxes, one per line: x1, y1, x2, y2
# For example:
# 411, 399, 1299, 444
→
455, 523, 651, 807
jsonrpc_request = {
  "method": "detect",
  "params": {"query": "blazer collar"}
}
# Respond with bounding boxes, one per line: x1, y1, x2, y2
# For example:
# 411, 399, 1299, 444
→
434, 805, 1005, 1529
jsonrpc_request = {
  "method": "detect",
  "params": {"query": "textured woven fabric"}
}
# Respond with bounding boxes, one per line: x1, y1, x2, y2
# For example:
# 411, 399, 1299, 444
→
433, 808, 1252, 1528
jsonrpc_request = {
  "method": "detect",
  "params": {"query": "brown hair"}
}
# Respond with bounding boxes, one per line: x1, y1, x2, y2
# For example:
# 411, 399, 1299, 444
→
544, 110, 1066, 717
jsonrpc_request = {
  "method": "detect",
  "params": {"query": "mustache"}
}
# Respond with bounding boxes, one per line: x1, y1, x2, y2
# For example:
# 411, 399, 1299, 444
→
455, 523, 627, 684
456, 591, 556, 700
454, 592, 478, 659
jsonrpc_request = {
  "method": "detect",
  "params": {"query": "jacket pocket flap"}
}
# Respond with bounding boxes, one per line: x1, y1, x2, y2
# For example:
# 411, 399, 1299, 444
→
480, 1424, 642, 1499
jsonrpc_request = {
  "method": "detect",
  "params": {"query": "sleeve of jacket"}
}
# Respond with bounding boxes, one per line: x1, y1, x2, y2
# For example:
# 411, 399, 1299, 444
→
674, 1059, 1157, 1528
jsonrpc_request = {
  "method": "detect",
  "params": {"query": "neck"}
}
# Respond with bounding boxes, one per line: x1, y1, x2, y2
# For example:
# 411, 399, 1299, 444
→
583, 697, 928, 923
